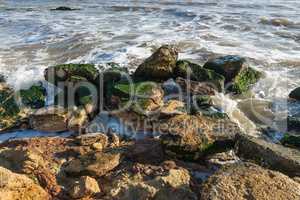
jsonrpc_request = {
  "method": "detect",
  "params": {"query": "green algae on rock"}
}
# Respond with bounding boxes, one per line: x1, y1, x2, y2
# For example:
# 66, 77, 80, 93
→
20, 84, 46, 109
174, 60, 225, 91
134, 45, 178, 81
280, 134, 300, 149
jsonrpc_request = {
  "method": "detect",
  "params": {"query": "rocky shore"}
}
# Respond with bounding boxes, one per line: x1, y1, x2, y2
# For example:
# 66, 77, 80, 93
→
0, 45, 300, 199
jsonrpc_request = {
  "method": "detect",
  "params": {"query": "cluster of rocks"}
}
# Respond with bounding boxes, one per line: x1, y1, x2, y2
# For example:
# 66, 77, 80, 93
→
0, 45, 300, 199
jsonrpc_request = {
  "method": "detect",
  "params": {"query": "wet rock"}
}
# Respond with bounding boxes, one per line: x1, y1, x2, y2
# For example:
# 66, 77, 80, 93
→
287, 114, 300, 131
174, 60, 225, 91
203, 55, 262, 94
63, 152, 121, 177
235, 134, 300, 177
159, 114, 240, 161
69, 176, 101, 199
0, 74, 6, 82
289, 87, 300, 100
19, 83, 46, 109
75, 133, 108, 148
0, 83, 21, 131
0, 166, 51, 200
200, 163, 300, 200
134, 45, 178, 81
175, 77, 216, 96
51, 6, 80, 11
29, 106, 68, 132
280, 134, 300, 149
205, 150, 240, 168
127, 139, 164, 164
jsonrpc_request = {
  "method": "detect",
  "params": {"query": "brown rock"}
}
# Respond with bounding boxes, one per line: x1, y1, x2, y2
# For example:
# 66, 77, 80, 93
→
69, 176, 101, 199
0, 166, 51, 200
175, 77, 216, 96
75, 133, 108, 148
35, 168, 62, 197
160, 100, 186, 116
200, 163, 300, 200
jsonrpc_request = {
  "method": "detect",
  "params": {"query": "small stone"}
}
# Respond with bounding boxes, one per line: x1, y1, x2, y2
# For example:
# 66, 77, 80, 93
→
69, 176, 101, 199
92, 142, 103, 151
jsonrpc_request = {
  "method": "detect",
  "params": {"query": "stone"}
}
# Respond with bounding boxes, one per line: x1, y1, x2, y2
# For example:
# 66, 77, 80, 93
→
287, 114, 300, 131
235, 133, 300, 177
50, 6, 80, 11
205, 150, 240, 167
0, 74, 5, 82
0, 83, 20, 131
92, 142, 103, 151
29, 106, 68, 132
174, 60, 225, 91
35, 168, 62, 197
203, 55, 262, 94
200, 163, 300, 200
280, 134, 300, 149
159, 114, 240, 161
63, 152, 121, 177
175, 77, 216, 96
19, 84, 46, 109
67, 108, 88, 132
127, 139, 164, 164
134, 45, 178, 81
69, 176, 101, 199
289, 87, 300, 100
160, 100, 186, 116
0, 166, 50, 200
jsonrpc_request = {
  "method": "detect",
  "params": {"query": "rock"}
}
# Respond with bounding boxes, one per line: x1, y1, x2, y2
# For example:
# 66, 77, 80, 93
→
175, 77, 216, 96
205, 150, 240, 168
35, 168, 62, 197
63, 152, 121, 177
280, 134, 300, 149
159, 114, 240, 161
174, 60, 225, 91
29, 106, 68, 132
287, 114, 300, 131
134, 45, 178, 81
69, 176, 101, 199
235, 133, 300, 176
51, 6, 80, 11
289, 87, 300, 100
200, 162, 300, 200
160, 100, 186, 116
45, 63, 99, 85
0, 74, 6, 82
109, 133, 120, 147
203, 55, 262, 94
0, 83, 20, 131
113, 81, 164, 115
78, 135, 98, 147
19, 83, 46, 109
0, 166, 50, 200
127, 139, 164, 164
67, 108, 88, 132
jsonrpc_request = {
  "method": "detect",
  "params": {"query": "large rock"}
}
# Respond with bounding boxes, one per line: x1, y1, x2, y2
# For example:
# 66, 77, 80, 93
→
63, 152, 121, 177
0, 166, 51, 200
19, 84, 46, 109
0, 83, 20, 131
134, 45, 178, 81
174, 60, 225, 91
203, 55, 262, 94
235, 134, 300, 176
289, 87, 300, 100
175, 77, 217, 96
280, 134, 300, 149
200, 163, 300, 200
69, 176, 101, 199
159, 114, 240, 160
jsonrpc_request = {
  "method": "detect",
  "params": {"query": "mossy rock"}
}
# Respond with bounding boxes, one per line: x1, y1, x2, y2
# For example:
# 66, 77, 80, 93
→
44, 63, 99, 85
0, 84, 20, 130
280, 134, 300, 149
230, 67, 262, 94
19, 84, 46, 109
175, 60, 225, 91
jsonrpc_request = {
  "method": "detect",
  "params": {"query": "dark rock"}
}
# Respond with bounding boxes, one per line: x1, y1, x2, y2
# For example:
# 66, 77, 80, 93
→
0, 74, 6, 82
235, 133, 300, 177
134, 45, 178, 81
51, 6, 80, 11
287, 114, 300, 132
289, 87, 300, 100
175, 77, 216, 96
281, 134, 300, 149
174, 60, 225, 91
200, 162, 300, 200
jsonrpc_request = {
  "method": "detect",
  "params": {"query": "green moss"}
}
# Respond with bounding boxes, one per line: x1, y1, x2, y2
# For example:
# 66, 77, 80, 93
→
0, 87, 20, 118
280, 134, 300, 149
113, 81, 158, 99
231, 67, 262, 94
20, 84, 46, 109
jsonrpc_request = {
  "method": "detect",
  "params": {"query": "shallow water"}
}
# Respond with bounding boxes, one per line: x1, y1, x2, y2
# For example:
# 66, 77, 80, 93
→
1, 0, 300, 136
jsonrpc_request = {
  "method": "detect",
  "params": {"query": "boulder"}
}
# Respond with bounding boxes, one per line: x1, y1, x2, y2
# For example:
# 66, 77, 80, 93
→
75, 133, 108, 148
289, 87, 300, 100
0, 74, 5, 82
19, 84, 46, 109
235, 134, 300, 176
29, 106, 68, 132
0, 83, 20, 131
160, 100, 186, 116
203, 55, 262, 94
35, 168, 62, 197
200, 163, 300, 200
69, 176, 101, 199
174, 60, 225, 91
0, 166, 51, 200
63, 152, 121, 177
175, 77, 216, 96
280, 134, 300, 149
134, 45, 178, 81
159, 114, 240, 160
50, 6, 80, 11
287, 114, 300, 131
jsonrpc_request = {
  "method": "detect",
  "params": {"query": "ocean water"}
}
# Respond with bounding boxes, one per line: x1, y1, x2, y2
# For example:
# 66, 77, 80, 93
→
1, 0, 300, 136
